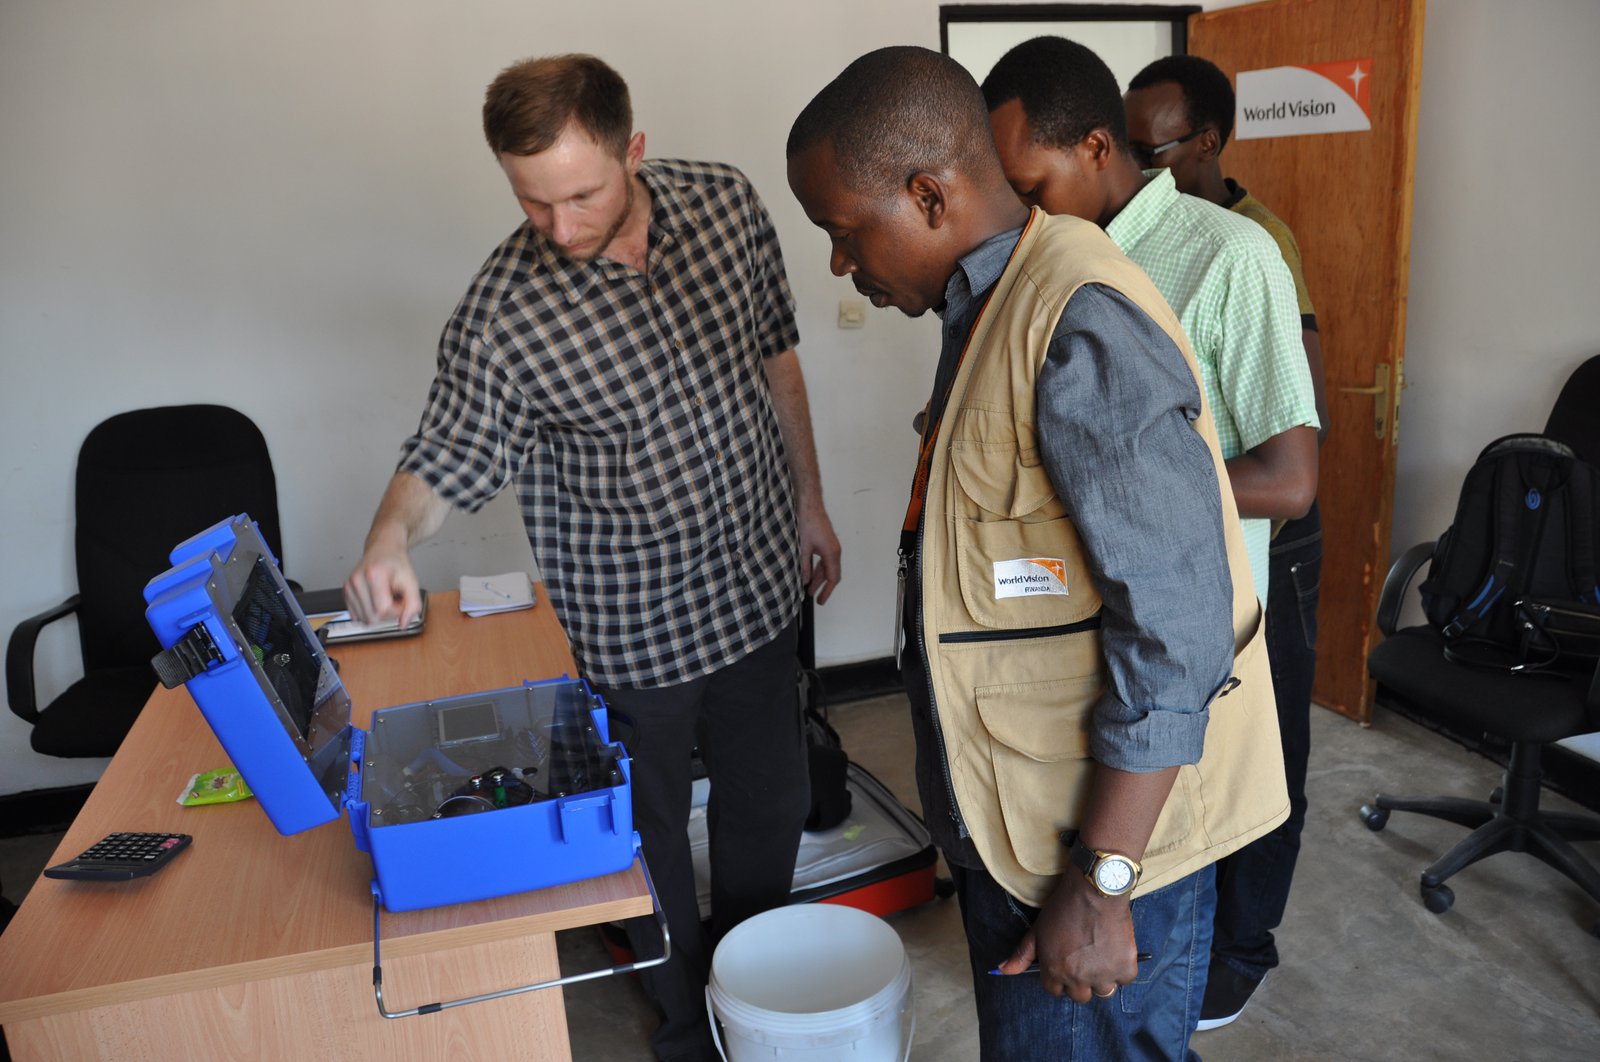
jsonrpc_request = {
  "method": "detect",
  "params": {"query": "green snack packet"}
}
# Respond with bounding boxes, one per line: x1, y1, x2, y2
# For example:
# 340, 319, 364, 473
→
178, 766, 255, 806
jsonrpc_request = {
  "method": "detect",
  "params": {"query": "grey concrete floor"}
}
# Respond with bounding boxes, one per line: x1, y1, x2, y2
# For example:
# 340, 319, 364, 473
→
4, 695, 1599, 1059
557, 694, 1600, 1061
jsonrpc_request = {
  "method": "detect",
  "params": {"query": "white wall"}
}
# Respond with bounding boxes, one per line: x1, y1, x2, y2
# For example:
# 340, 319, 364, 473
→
1392, 0, 1600, 553
947, 18, 1174, 88
1394, 0, 1600, 761
4, 0, 1598, 795
0, 0, 952, 796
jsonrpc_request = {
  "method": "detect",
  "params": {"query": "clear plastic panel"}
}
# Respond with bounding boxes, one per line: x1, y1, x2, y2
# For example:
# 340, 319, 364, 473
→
361, 682, 623, 827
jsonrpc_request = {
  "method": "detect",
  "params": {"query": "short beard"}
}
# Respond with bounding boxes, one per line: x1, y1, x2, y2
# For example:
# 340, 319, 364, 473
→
569, 175, 636, 264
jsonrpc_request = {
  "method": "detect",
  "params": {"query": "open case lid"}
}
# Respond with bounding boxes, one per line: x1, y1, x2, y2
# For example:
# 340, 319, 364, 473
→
144, 514, 355, 835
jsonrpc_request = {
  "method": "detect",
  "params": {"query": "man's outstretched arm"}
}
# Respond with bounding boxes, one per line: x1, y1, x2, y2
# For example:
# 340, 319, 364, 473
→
344, 471, 452, 626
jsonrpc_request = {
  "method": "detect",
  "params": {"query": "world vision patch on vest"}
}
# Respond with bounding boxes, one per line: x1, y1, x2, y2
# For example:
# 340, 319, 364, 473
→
993, 557, 1069, 599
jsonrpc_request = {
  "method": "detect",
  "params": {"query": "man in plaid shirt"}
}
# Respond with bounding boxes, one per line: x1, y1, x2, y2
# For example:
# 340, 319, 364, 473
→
344, 54, 840, 1062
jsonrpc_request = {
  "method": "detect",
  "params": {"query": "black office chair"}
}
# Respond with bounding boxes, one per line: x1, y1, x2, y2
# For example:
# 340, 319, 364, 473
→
7, 405, 287, 758
1544, 353, 1600, 464
1361, 357, 1600, 928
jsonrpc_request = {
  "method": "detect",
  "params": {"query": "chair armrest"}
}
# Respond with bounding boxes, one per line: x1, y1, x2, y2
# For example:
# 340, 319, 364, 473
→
6, 594, 81, 724
1587, 657, 1600, 723
1376, 542, 1436, 637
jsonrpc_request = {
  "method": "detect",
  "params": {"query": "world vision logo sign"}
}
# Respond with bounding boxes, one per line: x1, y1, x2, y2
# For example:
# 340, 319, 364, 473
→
1235, 58, 1373, 141
993, 557, 1069, 599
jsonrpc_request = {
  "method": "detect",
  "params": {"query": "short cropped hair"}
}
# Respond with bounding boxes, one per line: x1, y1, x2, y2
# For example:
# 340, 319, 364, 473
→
980, 37, 1127, 150
482, 54, 632, 158
786, 46, 998, 198
1129, 54, 1237, 149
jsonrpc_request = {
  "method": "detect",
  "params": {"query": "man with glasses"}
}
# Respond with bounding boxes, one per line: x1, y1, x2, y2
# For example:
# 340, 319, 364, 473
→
982, 36, 1317, 614
1126, 53, 1328, 1033
1130, 126, 1206, 169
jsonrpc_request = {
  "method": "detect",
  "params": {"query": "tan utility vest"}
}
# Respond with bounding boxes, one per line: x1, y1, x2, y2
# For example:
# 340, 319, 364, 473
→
920, 208, 1289, 906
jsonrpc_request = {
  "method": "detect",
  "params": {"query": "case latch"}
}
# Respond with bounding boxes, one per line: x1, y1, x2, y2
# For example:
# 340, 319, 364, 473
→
150, 623, 224, 689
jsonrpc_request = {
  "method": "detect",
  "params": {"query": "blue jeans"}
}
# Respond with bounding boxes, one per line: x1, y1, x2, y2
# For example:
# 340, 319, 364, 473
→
1212, 502, 1322, 982
950, 860, 1217, 1062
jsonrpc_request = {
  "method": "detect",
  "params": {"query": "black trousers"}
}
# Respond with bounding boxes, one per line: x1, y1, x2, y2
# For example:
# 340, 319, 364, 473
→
595, 618, 809, 1062
1211, 502, 1322, 981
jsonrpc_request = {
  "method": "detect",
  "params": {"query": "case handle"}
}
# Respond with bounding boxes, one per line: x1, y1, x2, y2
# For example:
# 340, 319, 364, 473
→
371, 854, 670, 1019
150, 623, 224, 688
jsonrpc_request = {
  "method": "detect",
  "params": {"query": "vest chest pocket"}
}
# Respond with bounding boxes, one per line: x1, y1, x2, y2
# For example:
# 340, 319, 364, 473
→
949, 444, 1102, 630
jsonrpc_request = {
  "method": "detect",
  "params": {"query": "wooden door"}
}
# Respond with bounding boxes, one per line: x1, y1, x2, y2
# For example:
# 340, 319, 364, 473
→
1189, 0, 1425, 724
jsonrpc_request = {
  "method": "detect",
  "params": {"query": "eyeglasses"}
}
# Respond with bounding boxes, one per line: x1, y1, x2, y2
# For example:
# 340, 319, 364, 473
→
1130, 128, 1205, 169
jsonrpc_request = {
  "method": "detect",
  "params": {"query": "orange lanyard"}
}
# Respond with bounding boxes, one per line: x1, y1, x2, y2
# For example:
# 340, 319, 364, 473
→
900, 215, 1035, 536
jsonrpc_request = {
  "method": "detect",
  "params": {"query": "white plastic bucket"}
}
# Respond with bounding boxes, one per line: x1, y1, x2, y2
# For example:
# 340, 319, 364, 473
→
707, 904, 914, 1061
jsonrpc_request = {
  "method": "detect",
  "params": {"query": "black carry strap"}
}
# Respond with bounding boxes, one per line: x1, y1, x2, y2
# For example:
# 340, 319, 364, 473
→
150, 624, 223, 689
1442, 463, 1527, 638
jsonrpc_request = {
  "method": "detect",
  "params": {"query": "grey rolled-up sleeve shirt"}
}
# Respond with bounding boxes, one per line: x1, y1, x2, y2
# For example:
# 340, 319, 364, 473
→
907, 231, 1238, 863
1035, 283, 1235, 772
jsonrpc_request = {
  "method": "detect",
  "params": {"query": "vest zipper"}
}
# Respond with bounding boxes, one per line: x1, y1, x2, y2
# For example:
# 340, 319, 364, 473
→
908, 539, 971, 842
938, 615, 1102, 644
893, 551, 907, 671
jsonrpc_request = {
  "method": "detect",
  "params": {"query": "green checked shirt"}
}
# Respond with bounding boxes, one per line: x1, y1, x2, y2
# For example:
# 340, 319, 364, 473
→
1106, 169, 1319, 596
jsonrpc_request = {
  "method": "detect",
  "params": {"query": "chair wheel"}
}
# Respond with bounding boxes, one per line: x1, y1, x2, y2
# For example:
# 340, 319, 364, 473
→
1421, 882, 1455, 914
934, 876, 956, 900
1489, 786, 1503, 804
1359, 804, 1390, 831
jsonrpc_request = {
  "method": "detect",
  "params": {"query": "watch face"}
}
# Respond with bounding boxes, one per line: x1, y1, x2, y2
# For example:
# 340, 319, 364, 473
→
1095, 857, 1135, 895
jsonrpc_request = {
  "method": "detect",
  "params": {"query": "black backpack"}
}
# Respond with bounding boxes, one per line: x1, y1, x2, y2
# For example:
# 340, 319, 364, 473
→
1420, 433, 1600, 670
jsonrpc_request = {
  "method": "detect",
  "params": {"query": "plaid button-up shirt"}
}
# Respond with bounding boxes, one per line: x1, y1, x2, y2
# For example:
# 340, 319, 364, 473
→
398, 159, 803, 687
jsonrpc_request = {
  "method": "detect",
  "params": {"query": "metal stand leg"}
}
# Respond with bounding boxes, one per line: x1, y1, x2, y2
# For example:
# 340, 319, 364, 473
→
372, 855, 671, 1019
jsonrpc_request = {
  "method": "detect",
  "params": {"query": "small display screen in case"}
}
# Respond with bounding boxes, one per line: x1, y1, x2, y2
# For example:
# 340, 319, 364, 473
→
437, 700, 500, 746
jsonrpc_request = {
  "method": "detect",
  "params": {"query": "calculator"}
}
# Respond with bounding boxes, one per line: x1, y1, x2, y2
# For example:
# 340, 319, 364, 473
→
43, 832, 192, 882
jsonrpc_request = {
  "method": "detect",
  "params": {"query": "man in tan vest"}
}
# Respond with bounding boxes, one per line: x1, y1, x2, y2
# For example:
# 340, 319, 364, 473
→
787, 47, 1286, 1061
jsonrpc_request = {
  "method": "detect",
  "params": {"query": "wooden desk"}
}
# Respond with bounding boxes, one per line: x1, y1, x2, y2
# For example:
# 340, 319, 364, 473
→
0, 590, 653, 1061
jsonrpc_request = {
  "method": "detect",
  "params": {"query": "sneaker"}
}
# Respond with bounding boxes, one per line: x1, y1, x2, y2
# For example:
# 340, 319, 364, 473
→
1195, 962, 1261, 1031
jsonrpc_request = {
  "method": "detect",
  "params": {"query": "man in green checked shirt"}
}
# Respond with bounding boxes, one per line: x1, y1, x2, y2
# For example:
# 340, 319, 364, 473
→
982, 37, 1319, 603
1124, 53, 1331, 1034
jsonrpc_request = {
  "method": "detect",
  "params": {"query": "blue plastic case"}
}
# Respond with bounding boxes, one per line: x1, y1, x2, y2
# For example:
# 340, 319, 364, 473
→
143, 514, 637, 912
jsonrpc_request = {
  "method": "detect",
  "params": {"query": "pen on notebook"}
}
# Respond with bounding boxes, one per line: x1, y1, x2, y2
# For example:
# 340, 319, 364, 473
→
987, 952, 1153, 976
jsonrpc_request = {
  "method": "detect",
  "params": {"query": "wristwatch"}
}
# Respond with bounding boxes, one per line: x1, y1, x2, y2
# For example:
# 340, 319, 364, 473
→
1062, 832, 1143, 898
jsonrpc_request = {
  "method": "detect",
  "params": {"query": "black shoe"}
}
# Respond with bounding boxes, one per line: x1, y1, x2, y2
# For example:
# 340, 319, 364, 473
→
1196, 962, 1261, 1031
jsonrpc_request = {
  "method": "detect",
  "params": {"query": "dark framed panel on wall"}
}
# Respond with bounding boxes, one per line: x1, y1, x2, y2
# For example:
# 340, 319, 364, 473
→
941, 4, 1201, 87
